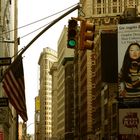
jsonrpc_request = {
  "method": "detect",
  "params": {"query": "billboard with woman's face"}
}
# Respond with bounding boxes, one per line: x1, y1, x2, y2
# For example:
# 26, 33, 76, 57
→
118, 23, 140, 98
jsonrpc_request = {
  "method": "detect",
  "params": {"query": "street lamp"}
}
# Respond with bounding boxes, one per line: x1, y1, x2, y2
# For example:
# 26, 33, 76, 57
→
22, 122, 34, 140
26, 122, 34, 134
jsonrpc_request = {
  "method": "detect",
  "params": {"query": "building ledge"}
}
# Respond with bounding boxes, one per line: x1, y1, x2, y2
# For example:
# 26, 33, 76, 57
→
61, 57, 74, 65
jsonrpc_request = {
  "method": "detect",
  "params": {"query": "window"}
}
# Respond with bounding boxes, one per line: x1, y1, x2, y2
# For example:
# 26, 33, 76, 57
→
97, 8, 101, 14
112, 103, 117, 114
9, 0, 11, 4
113, 7, 117, 13
112, 116, 117, 130
129, 0, 133, 5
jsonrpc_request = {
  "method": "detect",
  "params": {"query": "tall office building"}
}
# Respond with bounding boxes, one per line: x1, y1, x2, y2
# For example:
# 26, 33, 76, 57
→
57, 26, 74, 140
0, 1, 19, 140
78, 0, 140, 140
38, 47, 57, 140
50, 62, 58, 140
80, 0, 140, 16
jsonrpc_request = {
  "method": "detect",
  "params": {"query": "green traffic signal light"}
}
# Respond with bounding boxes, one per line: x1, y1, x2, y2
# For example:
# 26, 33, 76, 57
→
68, 39, 76, 48
67, 19, 77, 48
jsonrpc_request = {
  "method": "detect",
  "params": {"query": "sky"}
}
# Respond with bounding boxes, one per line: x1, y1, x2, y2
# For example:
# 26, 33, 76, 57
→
18, 0, 79, 134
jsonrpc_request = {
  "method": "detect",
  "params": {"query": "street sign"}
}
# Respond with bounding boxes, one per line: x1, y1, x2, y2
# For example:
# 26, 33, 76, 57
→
0, 57, 11, 66
0, 98, 8, 107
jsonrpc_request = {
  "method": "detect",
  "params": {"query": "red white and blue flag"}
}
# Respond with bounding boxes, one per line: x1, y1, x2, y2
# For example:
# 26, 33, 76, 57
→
2, 56, 28, 122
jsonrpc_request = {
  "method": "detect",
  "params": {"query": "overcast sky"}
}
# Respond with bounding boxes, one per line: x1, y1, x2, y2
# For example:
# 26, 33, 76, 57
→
18, 0, 78, 134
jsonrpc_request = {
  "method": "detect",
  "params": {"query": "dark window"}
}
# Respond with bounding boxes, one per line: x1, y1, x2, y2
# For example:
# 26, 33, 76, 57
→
101, 32, 118, 83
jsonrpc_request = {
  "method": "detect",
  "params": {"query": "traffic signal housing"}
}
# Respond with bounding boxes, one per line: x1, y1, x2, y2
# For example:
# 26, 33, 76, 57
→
80, 20, 95, 50
67, 19, 78, 48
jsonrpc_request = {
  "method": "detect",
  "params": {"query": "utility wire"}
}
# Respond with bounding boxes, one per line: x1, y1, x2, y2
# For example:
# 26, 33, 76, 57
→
1, 3, 80, 76
20, 3, 79, 39
18, 3, 80, 56
20, 21, 51, 39
1, 3, 78, 36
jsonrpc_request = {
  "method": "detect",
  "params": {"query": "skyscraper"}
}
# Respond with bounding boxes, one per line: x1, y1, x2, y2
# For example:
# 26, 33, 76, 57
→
38, 47, 57, 140
57, 26, 74, 140
78, 0, 140, 140
0, 1, 19, 140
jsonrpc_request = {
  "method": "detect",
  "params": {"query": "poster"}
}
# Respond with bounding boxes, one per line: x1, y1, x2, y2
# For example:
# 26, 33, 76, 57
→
118, 23, 140, 97
119, 108, 140, 139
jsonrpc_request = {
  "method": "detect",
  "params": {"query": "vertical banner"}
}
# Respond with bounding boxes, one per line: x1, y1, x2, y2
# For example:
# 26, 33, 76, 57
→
118, 23, 140, 98
35, 96, 40, 111
119, 109, 140, 139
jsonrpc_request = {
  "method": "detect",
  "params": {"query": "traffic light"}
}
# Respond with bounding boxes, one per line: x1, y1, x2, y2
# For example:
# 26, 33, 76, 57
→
80, 20, 95, 50
67, 19, 78, 48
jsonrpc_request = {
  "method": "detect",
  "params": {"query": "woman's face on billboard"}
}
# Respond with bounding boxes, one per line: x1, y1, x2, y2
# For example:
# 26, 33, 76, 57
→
129, 44, 140, 60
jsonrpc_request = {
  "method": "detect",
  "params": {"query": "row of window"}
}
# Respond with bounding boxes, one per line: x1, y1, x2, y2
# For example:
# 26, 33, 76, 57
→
95, 0, 137, 14
97, 0, 134, 4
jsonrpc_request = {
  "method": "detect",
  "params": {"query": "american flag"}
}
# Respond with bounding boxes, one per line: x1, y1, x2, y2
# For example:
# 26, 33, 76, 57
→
2, 56, 28, 122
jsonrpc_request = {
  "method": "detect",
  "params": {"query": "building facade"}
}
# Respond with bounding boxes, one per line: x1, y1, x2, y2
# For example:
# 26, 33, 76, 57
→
18, 122, 23, 140
62, 57, 74, 140
38, 47, 57, 140
50, 62, 58, 140
57, 26, 74, 140
0, 0, 19, 140
77, 0, 140, 140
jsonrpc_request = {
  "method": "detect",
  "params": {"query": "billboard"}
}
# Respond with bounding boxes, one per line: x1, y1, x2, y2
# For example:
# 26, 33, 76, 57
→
118, 23, 140, 97
119, 108, 140, 139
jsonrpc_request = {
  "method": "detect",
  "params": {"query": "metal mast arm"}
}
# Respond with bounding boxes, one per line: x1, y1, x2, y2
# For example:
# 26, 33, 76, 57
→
19, 3, 80, 56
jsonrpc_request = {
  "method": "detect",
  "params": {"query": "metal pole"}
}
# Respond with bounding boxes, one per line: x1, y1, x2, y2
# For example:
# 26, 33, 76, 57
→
19, 3, 80, 57
1, 3, 81, 77
14, 1, 19, 140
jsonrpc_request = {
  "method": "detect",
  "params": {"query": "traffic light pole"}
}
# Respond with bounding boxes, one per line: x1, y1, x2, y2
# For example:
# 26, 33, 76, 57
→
1, 3, 80, 75
18, 3, 80, 57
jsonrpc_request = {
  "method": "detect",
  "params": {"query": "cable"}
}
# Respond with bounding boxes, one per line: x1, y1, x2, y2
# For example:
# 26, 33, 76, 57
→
1, 3, 78, 36
20, 21, 52, 39
19, 3, 79, 39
